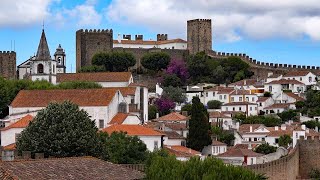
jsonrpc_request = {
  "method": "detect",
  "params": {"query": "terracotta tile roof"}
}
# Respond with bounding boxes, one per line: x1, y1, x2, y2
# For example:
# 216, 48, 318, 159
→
1, 115, 33, 131
11, 89, 118, 108
164, 122, 188, 131
284, 92, 305, 101
0, 157, 145, 180
102, 125, 164, 136
57, 72, 132, 83
239, 124, 264, 133
266, 79, 304, 85
217, 89, 234, 94
268, 74, 281, 78
108, 113, 138, 125
154, 112, 189, 122
230, 89, 251, 95
209, 111, 230, 118
3, 143, 16, 151
162, 131, 185, 139
229, 79, 259, 86
129, 83, 147, 87
306, 129, 320, 137
204, 86, 233, 92
256, 97, 271, 102
218, 148, 263, 157
264, 103, 291, 109
232, 144, 258, 150
283, 71, 311, 77
143, 121, 161, 129
164, 145, 200, 157
212, 140, 227, 146
113, 38, 187, 45
104, 87, 136, 96
222, 102, 257, 106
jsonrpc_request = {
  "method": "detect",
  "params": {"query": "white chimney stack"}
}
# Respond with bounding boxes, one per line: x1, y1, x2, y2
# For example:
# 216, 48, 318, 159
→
275, 126, 279, 131
248, 143, 252, 150
156, 113, 159, 119
301, 124, 306, 130
250, 126, 253, 132
281, 124, 286, 130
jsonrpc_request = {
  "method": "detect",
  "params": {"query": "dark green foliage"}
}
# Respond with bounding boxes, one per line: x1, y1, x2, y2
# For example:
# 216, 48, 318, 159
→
162, 74, 183, 87
295, 101, 305, 110
187, 52, 253, 84
277, 110, 297, 122
303, 89, 320, 117
309, 168, 320, 179
148, 105, 158, 120
211, 126, 235, 146
78, 65, 106, 72
240, 115, 281, 127
254, 143, 277, 154
181, 104, 192, 116
57, 81, 102, 89
145, 153, 267, 180
263, 92, 272, 97
207, 100, 222, 109
99, 132, 148, 164
278, 134, 292, 147
233, 112, 247, 122
187, 97, 211, 151
92, 52, 136, 72
302, 120, 320, 129
162, 86, 186, 103
141, 52, 170, 72
16, 101, 100, 157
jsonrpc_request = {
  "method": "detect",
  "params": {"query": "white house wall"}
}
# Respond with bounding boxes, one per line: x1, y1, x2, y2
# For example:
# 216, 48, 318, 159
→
1, 128, 24, 146
139, 135, 163, 152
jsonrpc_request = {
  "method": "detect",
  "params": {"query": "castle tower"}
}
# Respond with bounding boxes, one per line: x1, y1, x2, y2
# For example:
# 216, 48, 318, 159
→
0, 51, 16, 79
76, 29, 113, 71
30, 29, 57, 84
187, 19, 212, 54
54, 44, 66, 73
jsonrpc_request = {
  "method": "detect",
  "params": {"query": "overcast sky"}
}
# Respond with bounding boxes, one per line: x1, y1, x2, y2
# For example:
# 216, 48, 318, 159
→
0, 0, 320, 72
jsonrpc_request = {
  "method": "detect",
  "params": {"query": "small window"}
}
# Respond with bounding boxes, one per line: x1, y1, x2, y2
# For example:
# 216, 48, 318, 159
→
181, 141, 186, 146
250, 107, 252, 111
300, 77, 303, 81
172, 46, 174, 49
245, 97, 249, 102
239, 107, 242, 111
269, 86, 272, 92
309, 77, 312, 82
251, 158, 253, 165
219, 95, 222, 100
131, 97, 134, 104
233, 107, 235, 111
239, 97, 243, 102
275, 138, 279, 143
249, 138, 251, 142
154, 141, 159, 150
224, 95, 227, 99
231, 97, 234, 102
226, 107, 228, 111
296, 133, 298, 138
262, 138, 265, 141
259, 103, 262, 106
252, 97, 254, 102
15, 133, 21, 142
254, 138, 257, 141
99, 119, 104, 128
58, 57, 61, 64
53, 65, 55, 73
206, 92, 208, 97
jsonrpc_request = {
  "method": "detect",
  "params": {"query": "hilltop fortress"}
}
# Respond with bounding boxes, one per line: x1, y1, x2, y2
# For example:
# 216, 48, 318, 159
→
76, 19, 320, 78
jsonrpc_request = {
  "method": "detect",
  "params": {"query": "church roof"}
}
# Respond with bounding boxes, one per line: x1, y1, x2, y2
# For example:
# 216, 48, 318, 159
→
35, 29, 51, 61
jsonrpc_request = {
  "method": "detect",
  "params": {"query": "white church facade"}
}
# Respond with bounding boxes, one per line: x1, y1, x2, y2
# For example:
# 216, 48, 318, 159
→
17, 29, 66, 84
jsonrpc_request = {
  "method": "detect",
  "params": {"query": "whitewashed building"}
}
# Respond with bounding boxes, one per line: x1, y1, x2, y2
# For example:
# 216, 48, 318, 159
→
221, 102, 258, 116
264, 79, 306, 98
283, 71, 317, 86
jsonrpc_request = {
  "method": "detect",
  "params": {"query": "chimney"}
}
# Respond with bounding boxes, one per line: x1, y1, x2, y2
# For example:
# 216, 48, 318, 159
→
22, 151, 31, 159
301, 124, 306, 130
189, 148, 192, 153
135, 34, 143, 40
316, 126, 319, 132
156, 113, 159, 119
244, 80, 247, 86
281, 124, 286, 130
248, 143, 252, 150
117, 33, 121, 43
236, 122, 240, 131
250, 125, 253, 132
275, 126, 279, 131
161, 123, 165, 130
306, 129, 310, 133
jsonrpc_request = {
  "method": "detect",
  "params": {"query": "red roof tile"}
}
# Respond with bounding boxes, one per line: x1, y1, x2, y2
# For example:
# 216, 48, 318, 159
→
239, 124, 264, 134
3, 143, 16, 151
218, 148, 263, 157
164, 145, 200, 157
209, 111, 230, 118
11, 89, 118, 108
1, 115, 33, 131
283, 71, 311, 77
212, 140, 227, 146
266, 79, 304, 85
217, 89, 234, 94
0, 157, 145, 179
102, 125, 164, 136
284, 92, 305, 101
256, 97, 271, 102
108, 113, 130, 125
222, 102, 257, 106
264, 103, 291, 109
104, 87, 136, 96
230, 89, 251, 95
57, 72, 132, 83
154, 112, 188, 121
162, 131, 185, 139
164, 123, 188, 131
204, 86, 233, 92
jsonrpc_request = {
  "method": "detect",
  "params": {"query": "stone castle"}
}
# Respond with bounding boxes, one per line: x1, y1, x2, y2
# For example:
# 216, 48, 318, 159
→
0, 51, 16, 79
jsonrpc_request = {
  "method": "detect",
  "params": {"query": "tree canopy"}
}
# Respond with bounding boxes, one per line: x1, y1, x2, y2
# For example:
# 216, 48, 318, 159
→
162, 86, 186, 103
207, 100, 222, 109
92, 51, 136, 72
145, 151, 266, 180
254, 143, 277, 154
187, 97, 211, 151
99, 131, 148, 164
238, 115, 281, 127
16, 101, 100, 157
141, 52, 171, 72
278, 134, 292, 147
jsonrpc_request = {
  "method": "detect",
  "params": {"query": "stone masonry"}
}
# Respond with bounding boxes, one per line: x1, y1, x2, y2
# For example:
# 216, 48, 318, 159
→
0, 51, 16, 79
187, 19, 212, 54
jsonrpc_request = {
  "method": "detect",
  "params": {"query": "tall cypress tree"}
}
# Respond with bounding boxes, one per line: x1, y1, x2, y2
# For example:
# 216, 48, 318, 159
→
187, 96, 211, 151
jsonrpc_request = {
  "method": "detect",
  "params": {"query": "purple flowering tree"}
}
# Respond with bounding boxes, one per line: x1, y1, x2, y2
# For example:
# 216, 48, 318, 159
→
165, 59, 189, 83
155, 97, 175, 115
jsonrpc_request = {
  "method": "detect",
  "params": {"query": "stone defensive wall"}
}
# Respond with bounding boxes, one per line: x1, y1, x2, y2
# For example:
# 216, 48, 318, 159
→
207, 50, 320, 78
0, 51, 16, 79
246, 139, 320, 180
76, 29, 113, 34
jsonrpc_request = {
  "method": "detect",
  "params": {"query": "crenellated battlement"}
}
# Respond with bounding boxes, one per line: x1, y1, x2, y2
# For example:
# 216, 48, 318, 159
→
187, 19, 211, 22
0, 51, 16, 55
207, 50, 320, 72
76, 29, 113, 34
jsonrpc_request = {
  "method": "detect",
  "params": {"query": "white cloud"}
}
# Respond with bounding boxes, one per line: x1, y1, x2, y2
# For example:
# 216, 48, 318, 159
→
106, 0, 320, 41
0, 0, 52, 27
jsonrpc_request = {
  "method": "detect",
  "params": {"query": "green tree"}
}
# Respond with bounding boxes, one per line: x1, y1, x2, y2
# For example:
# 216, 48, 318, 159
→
241, 115, 281, 127
148, 105, 158, 120
211, 126, 235, 146
162, 74, 183, 87
303, 120, 320, 129
254, 143, 277, 154
207, 100, 222, 109
295, 101, 305, 110
16, 101, 100, 157
187, 52, 211, 83
187, 97, 211, 151
99, 131, 148, 164
92, 52, 136, 72
210, 65, 227, 84
78, 65, 106, 72
278, 134, 292, 147
141, 52, 170, 72
277, 110, 297, 122
162, 86, 186, 103
181, 104, 192, 116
